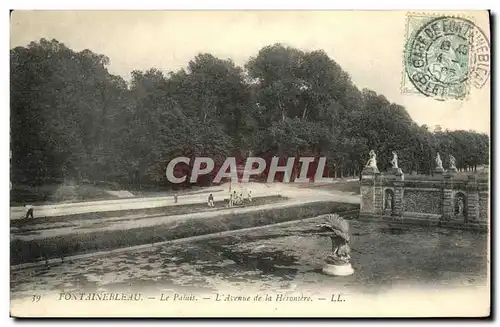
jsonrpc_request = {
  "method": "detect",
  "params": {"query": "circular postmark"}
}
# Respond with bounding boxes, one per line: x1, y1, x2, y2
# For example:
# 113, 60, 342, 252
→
405, 16, 490, 100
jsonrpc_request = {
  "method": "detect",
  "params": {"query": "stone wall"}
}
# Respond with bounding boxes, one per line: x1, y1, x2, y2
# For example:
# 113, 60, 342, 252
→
403, 189, 442, 215
479, 192, 489, 221
360, 183, 374, 213
360, 169, 489, 229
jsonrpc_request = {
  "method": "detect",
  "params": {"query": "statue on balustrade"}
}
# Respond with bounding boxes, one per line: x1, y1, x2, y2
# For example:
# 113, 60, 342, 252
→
449, 154, 457, 172
391, 151, 398, 169
435, 152, 444, 173
436, 153, 443, 169
366, 150, 378, 171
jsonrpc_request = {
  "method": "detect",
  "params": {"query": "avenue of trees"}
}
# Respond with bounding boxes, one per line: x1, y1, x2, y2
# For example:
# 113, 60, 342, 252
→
10, 39, 490, 188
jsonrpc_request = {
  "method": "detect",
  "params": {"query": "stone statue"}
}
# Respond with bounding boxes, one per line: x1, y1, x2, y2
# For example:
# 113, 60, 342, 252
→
391, 151, 398, 169
449, 154, 457, 170
385, 193, 393, 210
316, 214, 354, 276
435, 152, 443, 169
457, 197, 464, 216
366, 150, 378, 169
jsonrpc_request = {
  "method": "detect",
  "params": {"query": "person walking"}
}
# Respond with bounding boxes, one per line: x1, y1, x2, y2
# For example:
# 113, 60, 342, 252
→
208, 193, 214, 207
24, 204, 34, 219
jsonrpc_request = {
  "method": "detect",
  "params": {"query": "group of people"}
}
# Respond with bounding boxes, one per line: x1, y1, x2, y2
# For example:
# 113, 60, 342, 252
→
23, 187, 254, 220
227, 190, 243, 207
217, 190, 252, 208
207, 189, 252, 208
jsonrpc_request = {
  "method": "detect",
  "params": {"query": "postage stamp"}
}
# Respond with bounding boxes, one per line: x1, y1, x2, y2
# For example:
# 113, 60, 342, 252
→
402, 14, 491, 100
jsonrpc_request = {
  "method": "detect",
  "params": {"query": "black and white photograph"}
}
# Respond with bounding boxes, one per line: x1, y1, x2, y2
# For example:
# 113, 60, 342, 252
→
9, 10, 490, 317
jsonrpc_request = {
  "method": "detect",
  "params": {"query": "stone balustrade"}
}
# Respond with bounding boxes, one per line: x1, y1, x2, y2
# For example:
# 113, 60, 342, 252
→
360, 167, 489, 229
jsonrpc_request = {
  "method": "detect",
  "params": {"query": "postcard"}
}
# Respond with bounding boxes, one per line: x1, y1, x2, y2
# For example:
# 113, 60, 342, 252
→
10, 10, 490, 318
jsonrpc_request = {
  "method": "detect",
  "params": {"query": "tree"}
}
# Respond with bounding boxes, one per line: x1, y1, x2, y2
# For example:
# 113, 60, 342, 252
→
11, 39, 490, 190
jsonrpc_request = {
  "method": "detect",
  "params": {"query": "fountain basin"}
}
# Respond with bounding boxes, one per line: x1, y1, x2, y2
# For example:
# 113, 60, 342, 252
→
322, 263, 354, 276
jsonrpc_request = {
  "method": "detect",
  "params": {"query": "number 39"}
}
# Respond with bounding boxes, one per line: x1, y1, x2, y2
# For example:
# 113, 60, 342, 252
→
32, 295, 41, 302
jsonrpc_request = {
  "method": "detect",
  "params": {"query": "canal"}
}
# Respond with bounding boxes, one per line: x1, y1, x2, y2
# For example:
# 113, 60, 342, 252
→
11, 217, 488, 301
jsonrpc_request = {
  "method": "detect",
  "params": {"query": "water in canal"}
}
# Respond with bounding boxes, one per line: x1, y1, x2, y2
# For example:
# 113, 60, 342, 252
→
11, 217, 488, 300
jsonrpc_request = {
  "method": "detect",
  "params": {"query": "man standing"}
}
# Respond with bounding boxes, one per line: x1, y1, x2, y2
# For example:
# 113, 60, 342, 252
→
208, 193, 214, 207
24, 204, 34, 219
227, 192, 233, 208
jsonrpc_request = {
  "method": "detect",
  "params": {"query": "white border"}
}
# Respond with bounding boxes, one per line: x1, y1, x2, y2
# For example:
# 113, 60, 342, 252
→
2, 1, 498, 326
3, 0, 500, 10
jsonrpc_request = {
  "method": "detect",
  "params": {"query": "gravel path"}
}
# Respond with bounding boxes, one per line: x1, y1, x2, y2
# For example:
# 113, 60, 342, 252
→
10, 181, 359, 219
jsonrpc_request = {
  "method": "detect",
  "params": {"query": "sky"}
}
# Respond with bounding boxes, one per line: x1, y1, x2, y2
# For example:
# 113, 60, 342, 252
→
10, 10, 491, 134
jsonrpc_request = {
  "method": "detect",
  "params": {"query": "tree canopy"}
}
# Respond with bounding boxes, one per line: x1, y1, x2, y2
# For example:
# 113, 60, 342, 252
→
10, 39, 490, 187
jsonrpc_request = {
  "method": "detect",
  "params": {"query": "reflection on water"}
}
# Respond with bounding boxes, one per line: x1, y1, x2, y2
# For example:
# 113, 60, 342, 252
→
11, 218, 488, 300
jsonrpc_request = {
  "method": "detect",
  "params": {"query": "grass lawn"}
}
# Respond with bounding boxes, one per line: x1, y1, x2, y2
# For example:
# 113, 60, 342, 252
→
10, 183, 118, 206
10, 183, 228, 207
11, 195, 288, 232
129, 186, 223, 198
300, 180, 361, 195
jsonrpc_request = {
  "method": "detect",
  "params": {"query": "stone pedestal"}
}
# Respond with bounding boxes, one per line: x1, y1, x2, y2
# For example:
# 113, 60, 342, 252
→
466, 174, 479, 222
448, 167, 458, 173
442, 174, 453, 221
373, 178, 384, 214
478, 169, 489, 182
434, 167, 445, 174
362, 166, 380, 175
322, 263, 354, 276
385, 168, 404, 182
388, 167, 403, 176
393, 181, 404, 217
360, 167, 381, 215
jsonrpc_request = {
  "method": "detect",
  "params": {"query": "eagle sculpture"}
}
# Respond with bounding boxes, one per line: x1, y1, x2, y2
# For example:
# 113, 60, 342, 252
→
316, 214, 351, 265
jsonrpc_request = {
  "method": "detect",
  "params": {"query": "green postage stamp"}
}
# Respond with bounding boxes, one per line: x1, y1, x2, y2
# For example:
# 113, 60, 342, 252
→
402, 14, 490, 101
